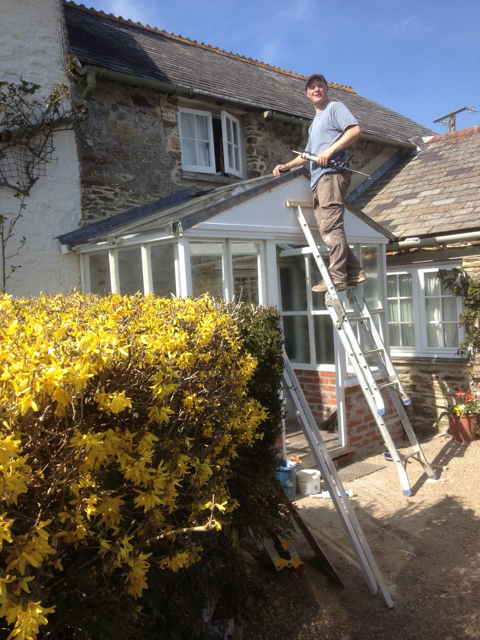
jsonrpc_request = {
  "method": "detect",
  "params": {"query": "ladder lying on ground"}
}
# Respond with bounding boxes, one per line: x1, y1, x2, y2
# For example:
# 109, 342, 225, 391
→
286, 201, 437, 497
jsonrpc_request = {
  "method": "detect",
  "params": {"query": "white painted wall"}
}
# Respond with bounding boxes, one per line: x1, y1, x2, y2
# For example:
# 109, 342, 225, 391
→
0, 0, 82, 296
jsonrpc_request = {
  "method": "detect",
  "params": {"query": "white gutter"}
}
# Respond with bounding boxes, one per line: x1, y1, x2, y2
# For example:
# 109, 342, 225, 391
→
389, 230, 480, 251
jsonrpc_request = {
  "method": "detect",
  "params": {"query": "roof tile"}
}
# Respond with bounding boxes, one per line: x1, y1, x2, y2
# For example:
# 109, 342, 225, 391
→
63, 1, 433, 146
354, 127, 480, 239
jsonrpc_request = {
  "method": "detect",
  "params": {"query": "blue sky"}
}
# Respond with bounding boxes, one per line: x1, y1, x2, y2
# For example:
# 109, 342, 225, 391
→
83, 0, 479, 134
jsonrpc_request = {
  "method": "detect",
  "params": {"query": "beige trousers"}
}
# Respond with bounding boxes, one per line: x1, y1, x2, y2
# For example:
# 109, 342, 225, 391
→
312, 172, 363, 284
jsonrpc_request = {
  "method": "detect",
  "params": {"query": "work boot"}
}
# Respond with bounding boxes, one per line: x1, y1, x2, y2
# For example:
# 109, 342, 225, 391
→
312, 280, 348, 293
346, 272, 367, 287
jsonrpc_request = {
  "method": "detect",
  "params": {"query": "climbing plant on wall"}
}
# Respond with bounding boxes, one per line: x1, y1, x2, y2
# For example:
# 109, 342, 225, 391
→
0, 74, 85, 291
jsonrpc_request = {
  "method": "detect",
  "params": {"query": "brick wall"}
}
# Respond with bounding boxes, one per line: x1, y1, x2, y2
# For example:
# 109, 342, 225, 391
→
345, 384, 403, 456
294, 369, 403, 458
295, 369, 337, 422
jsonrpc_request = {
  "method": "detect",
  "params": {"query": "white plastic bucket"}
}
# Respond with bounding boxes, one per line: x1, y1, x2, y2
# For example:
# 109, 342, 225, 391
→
296, 469, 321, 495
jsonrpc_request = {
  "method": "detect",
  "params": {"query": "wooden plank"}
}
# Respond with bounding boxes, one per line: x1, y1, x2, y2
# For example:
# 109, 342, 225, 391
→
286, 501, 344, 586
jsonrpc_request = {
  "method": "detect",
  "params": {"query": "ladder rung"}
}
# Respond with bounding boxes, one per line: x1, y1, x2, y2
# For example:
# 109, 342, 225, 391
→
346, 314, 369, 322
378, 381, 399, 390
363, 348, 384, 356
384, 416, 402, 427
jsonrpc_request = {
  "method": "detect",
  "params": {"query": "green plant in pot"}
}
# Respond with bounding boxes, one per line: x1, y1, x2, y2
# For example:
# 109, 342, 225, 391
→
434, 388, 480, 443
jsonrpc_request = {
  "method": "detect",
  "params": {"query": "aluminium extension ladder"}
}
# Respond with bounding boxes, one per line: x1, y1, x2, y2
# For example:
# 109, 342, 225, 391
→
286, 201, 437, 497
282, 355, 393, 607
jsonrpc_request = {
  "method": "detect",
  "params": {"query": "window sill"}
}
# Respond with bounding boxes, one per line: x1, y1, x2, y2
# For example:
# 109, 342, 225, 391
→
182, 171, 244, 185
391, 355, 469, 364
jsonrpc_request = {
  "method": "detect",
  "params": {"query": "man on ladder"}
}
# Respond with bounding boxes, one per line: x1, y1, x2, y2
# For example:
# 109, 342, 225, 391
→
273, 72, 366, 292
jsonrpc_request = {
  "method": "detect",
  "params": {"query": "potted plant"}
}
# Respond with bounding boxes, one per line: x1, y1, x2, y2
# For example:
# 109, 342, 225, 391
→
434, 388, 480, 443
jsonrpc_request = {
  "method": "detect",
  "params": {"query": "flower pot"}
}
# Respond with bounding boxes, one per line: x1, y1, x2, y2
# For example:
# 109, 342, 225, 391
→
448, 414, 478, 443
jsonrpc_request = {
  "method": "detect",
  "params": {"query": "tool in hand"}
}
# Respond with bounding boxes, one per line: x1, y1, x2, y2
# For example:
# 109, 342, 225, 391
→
291, 150, 371, 178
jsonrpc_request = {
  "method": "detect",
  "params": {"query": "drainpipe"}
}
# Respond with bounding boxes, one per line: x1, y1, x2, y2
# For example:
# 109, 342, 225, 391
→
77, 64, 195, 102
389, 231, 480, 252
263, 110, 310, 149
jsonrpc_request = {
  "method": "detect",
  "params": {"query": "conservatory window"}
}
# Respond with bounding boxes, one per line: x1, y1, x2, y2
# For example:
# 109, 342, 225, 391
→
118, 247, 143, 295
150, 243, 176, 297
88, 252, 111, 295
190, 240, 225, 298
232, 241, 261, 304
278, 244, 385, 368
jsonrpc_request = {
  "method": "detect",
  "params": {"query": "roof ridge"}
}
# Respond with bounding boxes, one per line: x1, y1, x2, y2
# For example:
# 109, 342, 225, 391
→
429, 125, 480, 143
63, 1, 356, 93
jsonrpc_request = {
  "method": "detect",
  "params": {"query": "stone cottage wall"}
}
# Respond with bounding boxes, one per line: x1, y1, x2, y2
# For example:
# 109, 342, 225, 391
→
74, 80, 388, 224
391, 358, 469, 436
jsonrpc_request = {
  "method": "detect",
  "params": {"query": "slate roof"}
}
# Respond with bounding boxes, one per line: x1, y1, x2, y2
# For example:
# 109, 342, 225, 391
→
352, 126, 480, 240
63, 2, 434, 146
58, 169, 392, 247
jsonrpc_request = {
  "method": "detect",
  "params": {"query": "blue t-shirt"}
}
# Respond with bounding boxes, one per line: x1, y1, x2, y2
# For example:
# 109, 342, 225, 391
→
305, 101, 359, 190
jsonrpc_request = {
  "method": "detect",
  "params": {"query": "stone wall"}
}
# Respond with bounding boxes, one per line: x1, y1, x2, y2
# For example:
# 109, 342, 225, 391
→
391, 358, 469, 436
74, 80, 388, 224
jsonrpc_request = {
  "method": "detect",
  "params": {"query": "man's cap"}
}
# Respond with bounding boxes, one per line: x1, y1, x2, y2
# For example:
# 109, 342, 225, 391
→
305, 74, 327, 90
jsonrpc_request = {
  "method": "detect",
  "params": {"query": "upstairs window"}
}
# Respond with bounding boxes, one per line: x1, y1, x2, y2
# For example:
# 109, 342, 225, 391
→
178, 108, 244, 178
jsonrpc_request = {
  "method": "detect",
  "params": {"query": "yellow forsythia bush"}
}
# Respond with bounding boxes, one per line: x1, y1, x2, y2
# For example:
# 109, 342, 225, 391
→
0, 293, 266, 639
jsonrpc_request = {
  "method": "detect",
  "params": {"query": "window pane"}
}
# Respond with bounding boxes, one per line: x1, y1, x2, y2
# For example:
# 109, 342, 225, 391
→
399, 298, 414, 322
89, 252, 111, 294
195, 114, 209, 140
389, 323, 400, 347
362, 244, 380, 309
310, 254, 329, 311
444, 323, 459, 348
118, 247, 143, 295
387, 275, 397, 298
427, 323, 442, 347
197, 141, 211, 167
401, 324, 415, 346
232, 241, 260, 304
151, 243, 176, 297
283, 316, 310, 363
314, 315, 335, 365
388, 300, 399, 323
181, 112, 195, 138
190, 241, 224, 297
442, 297, 457, 322
232, 120, 239, 146
279, 256, 307, 312
424, 272, 439, 296
183, 139, 197, 165
426, 298, 440, 322
399, 273, 413, 297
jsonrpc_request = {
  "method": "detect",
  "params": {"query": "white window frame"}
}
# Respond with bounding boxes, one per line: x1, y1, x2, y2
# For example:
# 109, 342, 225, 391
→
178, 107, 216, 174
178, 107, 244, 177
221, 110, 243, 177
388, 264, 464, 358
